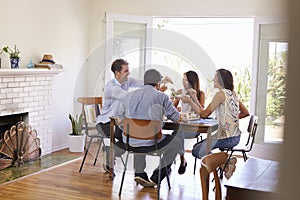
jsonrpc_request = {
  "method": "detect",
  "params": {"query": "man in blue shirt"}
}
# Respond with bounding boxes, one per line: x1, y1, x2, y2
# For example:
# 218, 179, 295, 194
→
118, 69, 181, 187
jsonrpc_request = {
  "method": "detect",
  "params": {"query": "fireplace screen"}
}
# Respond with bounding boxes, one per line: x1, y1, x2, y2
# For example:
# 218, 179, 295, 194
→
0, 116, 41, 170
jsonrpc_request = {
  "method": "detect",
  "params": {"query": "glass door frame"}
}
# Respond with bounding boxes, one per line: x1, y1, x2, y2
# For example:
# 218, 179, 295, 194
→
105, 13, 153, 84
252, 17, 287, 147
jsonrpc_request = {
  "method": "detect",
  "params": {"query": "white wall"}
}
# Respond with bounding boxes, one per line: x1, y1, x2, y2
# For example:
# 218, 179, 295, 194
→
87, 0, 287, 93
0, 0, 287, 152
0, 0, 89, 151
89, 0, 287, 48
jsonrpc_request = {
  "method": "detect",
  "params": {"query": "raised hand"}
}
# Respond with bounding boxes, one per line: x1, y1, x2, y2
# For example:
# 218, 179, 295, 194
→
161, 76, 173, 84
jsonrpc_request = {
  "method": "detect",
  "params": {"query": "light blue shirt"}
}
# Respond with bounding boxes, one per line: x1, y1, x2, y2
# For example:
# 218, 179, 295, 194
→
118, 85, 180, 146
96, 77, 143, 124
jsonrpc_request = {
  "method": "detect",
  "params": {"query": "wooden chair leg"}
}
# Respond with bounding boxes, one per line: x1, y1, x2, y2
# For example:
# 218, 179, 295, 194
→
219, 151, 234, 179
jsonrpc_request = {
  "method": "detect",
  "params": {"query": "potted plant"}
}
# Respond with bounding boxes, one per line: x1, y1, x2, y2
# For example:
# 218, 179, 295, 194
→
2, 45, 21, 68
68, 113, 85, 152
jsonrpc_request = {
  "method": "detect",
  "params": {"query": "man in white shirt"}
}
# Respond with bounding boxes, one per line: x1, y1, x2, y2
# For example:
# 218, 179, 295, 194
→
96, 59, 143, 172
96, 59, 173, 173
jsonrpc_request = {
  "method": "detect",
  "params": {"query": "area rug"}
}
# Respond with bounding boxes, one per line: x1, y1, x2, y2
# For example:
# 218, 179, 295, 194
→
0, 153, 81, 185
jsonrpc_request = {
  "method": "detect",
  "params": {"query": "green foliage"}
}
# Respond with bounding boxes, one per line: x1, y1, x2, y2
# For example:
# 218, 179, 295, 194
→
266, 51, 287, 122
68, 113, 83, 135
2, 45, 21, 58
235, 67, 251, 108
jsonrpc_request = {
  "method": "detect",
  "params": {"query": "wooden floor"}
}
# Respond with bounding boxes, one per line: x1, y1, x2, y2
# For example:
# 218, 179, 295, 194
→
0, 142, 211, 200
0, 141, 275, 200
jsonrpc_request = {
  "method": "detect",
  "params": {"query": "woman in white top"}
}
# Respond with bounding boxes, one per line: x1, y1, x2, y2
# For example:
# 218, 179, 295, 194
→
173, 70, 205, 174
181, 69, 249, 159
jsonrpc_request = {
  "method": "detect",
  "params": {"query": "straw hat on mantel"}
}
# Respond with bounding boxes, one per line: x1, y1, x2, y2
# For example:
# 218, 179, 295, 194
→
39, 54, 55, 64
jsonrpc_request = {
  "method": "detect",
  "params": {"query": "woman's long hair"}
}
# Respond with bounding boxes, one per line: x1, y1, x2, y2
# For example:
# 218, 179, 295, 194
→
186, 70, 201, 101
216, 68, 234, 91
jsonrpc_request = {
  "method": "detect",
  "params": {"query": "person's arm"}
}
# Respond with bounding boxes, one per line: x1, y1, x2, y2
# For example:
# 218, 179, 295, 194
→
173, 97, 180, 108
163, 95, 180, 123
239, 100, 249, 119
181, 91, 224, 118
111, 85, 128, 100
188, 88, 201, 107
159, 76, 174, 92
161, 76, 173, 84
128, 77, 143, 87
199, 91, 224, 118
159, 84, 168, 92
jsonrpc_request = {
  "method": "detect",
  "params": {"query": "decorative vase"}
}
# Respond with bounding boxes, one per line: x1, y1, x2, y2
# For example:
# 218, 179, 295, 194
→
10, 58, 20, 69
68, 134, 86, 152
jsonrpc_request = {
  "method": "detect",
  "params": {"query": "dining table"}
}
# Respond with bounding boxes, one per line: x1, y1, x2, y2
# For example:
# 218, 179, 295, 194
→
109, 117, 218, 180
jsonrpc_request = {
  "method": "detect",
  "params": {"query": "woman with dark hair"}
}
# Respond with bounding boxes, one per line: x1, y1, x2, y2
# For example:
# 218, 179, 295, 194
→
184, 70, 205, 108
174, 70, 205, 109
173, 70, 205, 174
181, 68, 249, 160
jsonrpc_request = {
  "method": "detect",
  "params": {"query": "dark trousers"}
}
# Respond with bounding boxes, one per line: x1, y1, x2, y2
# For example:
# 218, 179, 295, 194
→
96, 122, 125, 157
133, 133, 181, 183
96, 122, 123, 142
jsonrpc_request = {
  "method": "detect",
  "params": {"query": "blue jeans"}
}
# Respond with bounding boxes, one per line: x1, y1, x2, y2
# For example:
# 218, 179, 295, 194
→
192, 136, 240, 159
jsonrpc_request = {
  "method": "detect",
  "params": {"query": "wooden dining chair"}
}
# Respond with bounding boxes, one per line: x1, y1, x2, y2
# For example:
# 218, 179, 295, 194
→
200, 152, 228, 200
118, 118, 171, 200
77, 97, 105, 172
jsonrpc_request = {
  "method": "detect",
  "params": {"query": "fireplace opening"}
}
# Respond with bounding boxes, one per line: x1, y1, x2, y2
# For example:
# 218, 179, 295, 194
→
0, 113, 29, 159
0, 113, 29, 140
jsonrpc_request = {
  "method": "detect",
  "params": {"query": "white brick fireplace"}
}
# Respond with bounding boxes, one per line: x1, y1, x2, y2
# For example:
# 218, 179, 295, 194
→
0, 69, 63, 155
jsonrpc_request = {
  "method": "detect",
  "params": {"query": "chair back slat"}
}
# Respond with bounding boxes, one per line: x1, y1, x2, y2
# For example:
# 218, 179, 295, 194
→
247, 115, 255, 133
247, 116, 258, 150
78, 97, 102, 106
77, 97, 102, 136
245, 115, 257, 146
123, 118, 162, 140
250, 116, 258, 136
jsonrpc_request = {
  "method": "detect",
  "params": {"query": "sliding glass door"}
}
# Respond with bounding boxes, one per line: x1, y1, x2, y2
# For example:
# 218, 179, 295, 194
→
255, 22, 288, 145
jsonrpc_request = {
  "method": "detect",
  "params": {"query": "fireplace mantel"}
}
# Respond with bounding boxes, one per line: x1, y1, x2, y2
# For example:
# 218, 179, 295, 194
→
0, 68, 64, 76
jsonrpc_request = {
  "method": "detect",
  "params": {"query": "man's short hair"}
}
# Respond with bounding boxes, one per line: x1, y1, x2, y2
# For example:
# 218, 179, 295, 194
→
111, 59, 128, 74
144, 69, 162, 85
